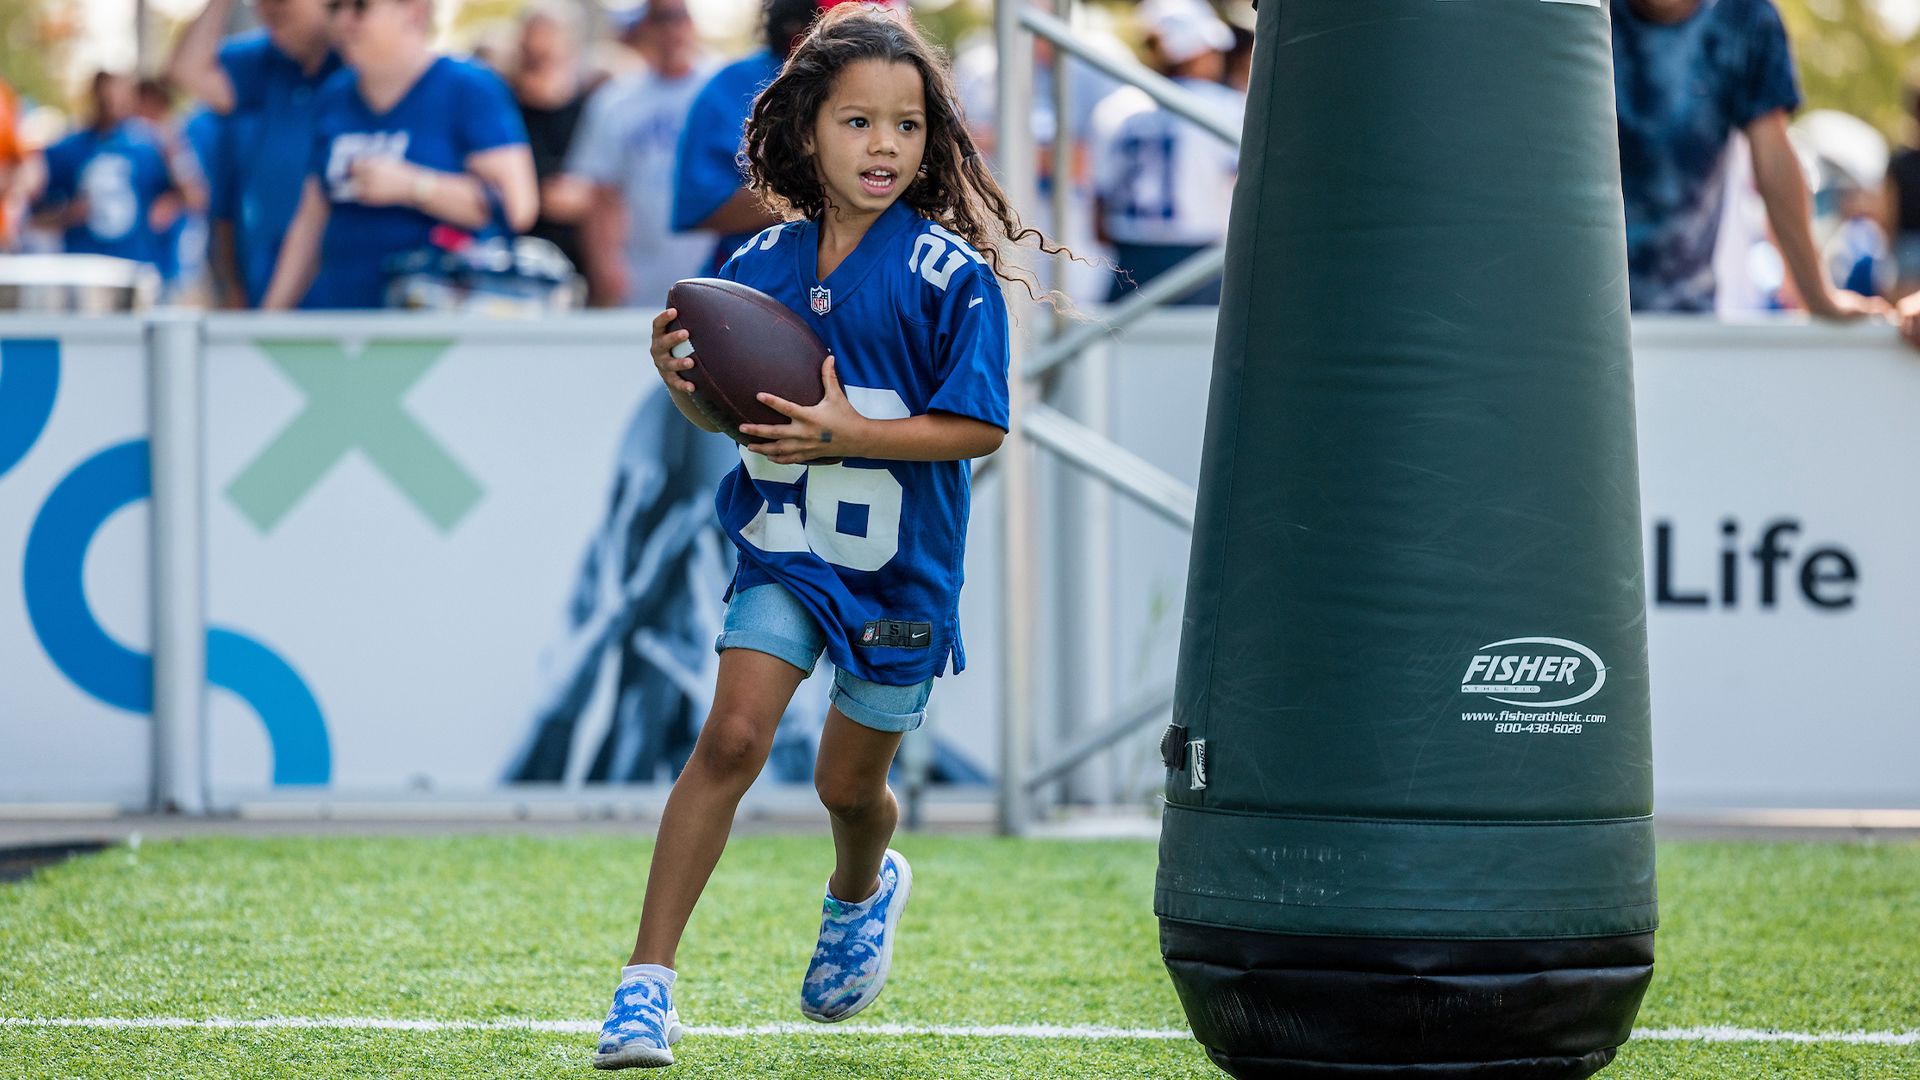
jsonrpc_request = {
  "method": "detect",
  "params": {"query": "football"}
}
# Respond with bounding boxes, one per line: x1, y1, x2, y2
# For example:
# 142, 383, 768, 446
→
666, 277, 830, 452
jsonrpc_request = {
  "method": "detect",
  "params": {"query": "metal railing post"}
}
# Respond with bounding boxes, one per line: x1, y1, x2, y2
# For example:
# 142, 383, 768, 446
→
148, 313, 209, 815
991, 0, 1247, 822
996, 0, 1038, 836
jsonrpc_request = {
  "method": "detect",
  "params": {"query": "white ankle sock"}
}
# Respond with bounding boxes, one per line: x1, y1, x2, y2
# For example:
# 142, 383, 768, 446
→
827, 880, 884, 915
620, 963, 677, 987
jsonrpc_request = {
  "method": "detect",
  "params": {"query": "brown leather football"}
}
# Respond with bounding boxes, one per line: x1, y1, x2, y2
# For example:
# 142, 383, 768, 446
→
666, 278, 829, 451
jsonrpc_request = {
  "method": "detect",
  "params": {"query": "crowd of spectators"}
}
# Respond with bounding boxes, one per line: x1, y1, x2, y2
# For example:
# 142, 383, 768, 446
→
0, 0, 1912, 325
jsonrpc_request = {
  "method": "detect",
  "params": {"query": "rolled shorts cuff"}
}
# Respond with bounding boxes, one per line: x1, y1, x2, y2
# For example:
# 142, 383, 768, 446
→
713, 628, 819, 676
829, 670, 932, 734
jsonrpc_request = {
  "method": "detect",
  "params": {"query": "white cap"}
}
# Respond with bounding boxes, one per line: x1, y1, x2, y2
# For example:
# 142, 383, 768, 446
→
1143, 1, 1235, 66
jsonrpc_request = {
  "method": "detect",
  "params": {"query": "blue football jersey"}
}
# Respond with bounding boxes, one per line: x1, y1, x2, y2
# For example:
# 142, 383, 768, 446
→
37, 123, 175, 265
713, 199, 1011, 686
304, 56, 527, 309
670, 49, 782, 270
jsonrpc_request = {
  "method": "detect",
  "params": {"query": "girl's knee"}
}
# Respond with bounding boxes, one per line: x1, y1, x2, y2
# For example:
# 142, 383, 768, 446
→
815, 772, 889, 820
692, 713, 771, 783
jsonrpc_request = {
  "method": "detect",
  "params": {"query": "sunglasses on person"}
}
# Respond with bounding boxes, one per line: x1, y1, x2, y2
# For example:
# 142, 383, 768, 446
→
327, 0, 396, 16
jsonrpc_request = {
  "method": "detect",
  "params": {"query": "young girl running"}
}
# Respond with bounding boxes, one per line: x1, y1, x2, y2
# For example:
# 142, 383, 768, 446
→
594, 6, 1062, 1070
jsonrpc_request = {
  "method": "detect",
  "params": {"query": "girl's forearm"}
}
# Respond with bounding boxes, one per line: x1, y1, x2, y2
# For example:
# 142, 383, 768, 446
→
845, 412, 1005, 462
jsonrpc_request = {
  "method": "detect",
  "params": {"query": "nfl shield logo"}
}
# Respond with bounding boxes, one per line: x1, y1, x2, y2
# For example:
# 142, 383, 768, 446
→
809, 286, 832, 316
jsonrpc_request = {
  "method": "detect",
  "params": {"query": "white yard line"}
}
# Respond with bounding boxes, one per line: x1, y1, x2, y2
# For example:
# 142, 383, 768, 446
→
1635, 1026, 1920, 1046
3, 1017, 1918, 1045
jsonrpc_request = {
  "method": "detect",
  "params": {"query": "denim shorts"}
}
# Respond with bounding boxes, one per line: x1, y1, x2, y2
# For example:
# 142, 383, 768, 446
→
714, 583, 933, 734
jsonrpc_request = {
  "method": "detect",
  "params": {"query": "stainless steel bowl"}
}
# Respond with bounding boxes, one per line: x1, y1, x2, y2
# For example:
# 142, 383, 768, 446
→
0, 254, 161, 312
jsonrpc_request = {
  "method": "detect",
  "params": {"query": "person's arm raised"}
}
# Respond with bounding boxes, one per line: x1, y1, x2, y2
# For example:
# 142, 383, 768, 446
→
167, 0, 239, 113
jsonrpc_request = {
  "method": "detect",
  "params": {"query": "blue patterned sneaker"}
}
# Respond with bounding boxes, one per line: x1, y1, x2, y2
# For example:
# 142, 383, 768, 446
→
799, 848, 913, 1023
592, 968, 686, 1069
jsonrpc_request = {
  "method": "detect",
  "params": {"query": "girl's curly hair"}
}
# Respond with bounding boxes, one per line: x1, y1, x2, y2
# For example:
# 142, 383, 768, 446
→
742, 5, 1074, 302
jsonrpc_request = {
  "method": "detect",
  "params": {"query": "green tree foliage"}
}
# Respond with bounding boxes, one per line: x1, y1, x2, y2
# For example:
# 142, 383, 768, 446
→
1776, 0, 1920, 142
0, 0, 72, 108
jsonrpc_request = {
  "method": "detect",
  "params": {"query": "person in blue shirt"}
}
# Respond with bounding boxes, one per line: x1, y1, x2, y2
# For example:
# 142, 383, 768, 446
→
31, 72, 189, 268
1612, 0, 1883, 319
593, 8, 1067, 1068
132, 79, 191, 288
260, 0, 536, 309
180, 106, 247, 307
669, 0, 819, 271
168, 0, 340, 305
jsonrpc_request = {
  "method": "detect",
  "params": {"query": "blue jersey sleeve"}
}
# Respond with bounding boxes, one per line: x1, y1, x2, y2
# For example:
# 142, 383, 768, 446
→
672, 68, 753, 233
36, 136, 80, 205
714, 223, 789, 281
925, 262, 1012, 431
454, 62, 528, 156
1735, 0, 1801, 128
217, 33, 275, 113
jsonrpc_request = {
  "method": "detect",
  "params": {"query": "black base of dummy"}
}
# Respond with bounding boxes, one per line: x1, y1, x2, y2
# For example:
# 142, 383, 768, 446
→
1160, 920, 1654, 1079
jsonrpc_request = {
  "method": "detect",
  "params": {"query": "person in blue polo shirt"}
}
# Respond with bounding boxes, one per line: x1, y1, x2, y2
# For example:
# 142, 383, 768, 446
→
32, 72, 191, 268
671, 0, 836, 270
261, 0, 536, 309
168, 0, 340, 305
674, 0, 912, 269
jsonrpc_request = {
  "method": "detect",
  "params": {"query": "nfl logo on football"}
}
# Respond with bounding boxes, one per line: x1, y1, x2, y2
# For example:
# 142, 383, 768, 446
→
810, 286, 832, 316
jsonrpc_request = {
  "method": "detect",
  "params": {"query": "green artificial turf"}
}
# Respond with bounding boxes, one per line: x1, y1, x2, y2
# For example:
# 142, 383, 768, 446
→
0, 835, 1915, 1078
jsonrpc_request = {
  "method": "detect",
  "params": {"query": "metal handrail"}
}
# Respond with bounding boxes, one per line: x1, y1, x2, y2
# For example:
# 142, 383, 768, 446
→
1025, 246, 1228, 380
994, 0, 1239, 833
1023, 403, 1198, 529
1017, 6, 1244, 146
1023, 684, 1177, 793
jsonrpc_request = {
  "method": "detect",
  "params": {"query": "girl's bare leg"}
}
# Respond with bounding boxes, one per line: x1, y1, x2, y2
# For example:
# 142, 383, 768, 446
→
811, 706, 905, 902
627, 648, 808, 968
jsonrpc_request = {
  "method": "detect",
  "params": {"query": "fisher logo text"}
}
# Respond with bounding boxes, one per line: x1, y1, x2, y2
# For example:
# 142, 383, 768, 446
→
1460, 637, 1606, 708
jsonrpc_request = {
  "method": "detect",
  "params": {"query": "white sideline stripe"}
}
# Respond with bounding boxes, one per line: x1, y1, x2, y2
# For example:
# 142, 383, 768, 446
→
1637, 1026, 1920, 1046
0, 1018, 1180, 1039
2, 1017, 1918, 1045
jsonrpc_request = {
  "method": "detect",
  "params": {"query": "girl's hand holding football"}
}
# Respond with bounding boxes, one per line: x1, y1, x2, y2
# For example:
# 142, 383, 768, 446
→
650, 307, 697, 394
742, 355, 867, 464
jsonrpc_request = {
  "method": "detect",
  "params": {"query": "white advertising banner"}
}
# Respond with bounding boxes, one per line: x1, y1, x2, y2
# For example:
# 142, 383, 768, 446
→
0, 319, 152, 806
197, 315, 996, 805
1103, 314, 1920, 811
2, 312, 1912, 812
1632, 320, 1917, 808
202, 315, 711, 799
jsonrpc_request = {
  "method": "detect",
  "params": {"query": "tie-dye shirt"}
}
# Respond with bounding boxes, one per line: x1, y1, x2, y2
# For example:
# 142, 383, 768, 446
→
1611, 0, 1800, 312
